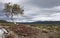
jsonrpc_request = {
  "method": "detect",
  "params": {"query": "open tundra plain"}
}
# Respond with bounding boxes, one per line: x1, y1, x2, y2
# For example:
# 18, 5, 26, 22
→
0, 23, 60, 38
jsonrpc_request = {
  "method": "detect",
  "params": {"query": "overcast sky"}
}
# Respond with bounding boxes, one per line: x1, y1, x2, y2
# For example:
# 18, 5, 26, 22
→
0, 0, 60, 22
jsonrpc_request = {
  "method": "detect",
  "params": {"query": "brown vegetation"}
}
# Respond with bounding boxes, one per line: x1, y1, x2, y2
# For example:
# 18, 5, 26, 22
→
0, 23, 60, 38
11, 25, 58, 38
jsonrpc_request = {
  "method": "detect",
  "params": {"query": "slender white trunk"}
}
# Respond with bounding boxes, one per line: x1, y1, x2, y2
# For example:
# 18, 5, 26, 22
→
11, 14, 16, 24
10, 7, 16, 24
10, 6, 16, 24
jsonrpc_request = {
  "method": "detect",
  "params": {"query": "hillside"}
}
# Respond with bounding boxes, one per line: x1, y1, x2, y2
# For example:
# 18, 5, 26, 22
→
17, 21, 60, 24
0, 23, 60, 38
0, 20, 8, 23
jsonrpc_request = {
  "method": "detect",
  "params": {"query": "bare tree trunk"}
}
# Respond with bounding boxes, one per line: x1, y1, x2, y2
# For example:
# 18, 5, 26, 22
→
11, 13, 16, 24
10, 7, 16, 24
11, 13, 14, 23
10, 6, 17, 24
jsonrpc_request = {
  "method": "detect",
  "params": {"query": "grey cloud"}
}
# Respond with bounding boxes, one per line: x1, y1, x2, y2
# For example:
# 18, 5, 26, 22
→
0, 3, 4, 10
28, 0, 60, 8
0, 0, 60, 22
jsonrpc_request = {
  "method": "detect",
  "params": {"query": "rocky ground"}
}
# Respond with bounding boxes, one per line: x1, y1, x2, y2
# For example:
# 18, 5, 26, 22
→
8, 25, 59, 38
0, 23, 60, 38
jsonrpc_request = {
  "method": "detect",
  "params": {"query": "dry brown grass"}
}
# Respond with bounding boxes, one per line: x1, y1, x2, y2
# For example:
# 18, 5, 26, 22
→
5, 35, 14, 38
11, 25, 59, 38
0, 23, 59, 38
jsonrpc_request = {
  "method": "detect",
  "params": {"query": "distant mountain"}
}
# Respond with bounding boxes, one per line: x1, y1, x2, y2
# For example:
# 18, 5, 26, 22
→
32, 21, 60, 24
0, 20, 8, 23
0, 20, 60, 24
17, 21, 60, 24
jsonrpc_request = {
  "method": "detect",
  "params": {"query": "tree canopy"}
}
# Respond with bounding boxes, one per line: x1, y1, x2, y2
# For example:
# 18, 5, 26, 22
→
4, 3, 24, 23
